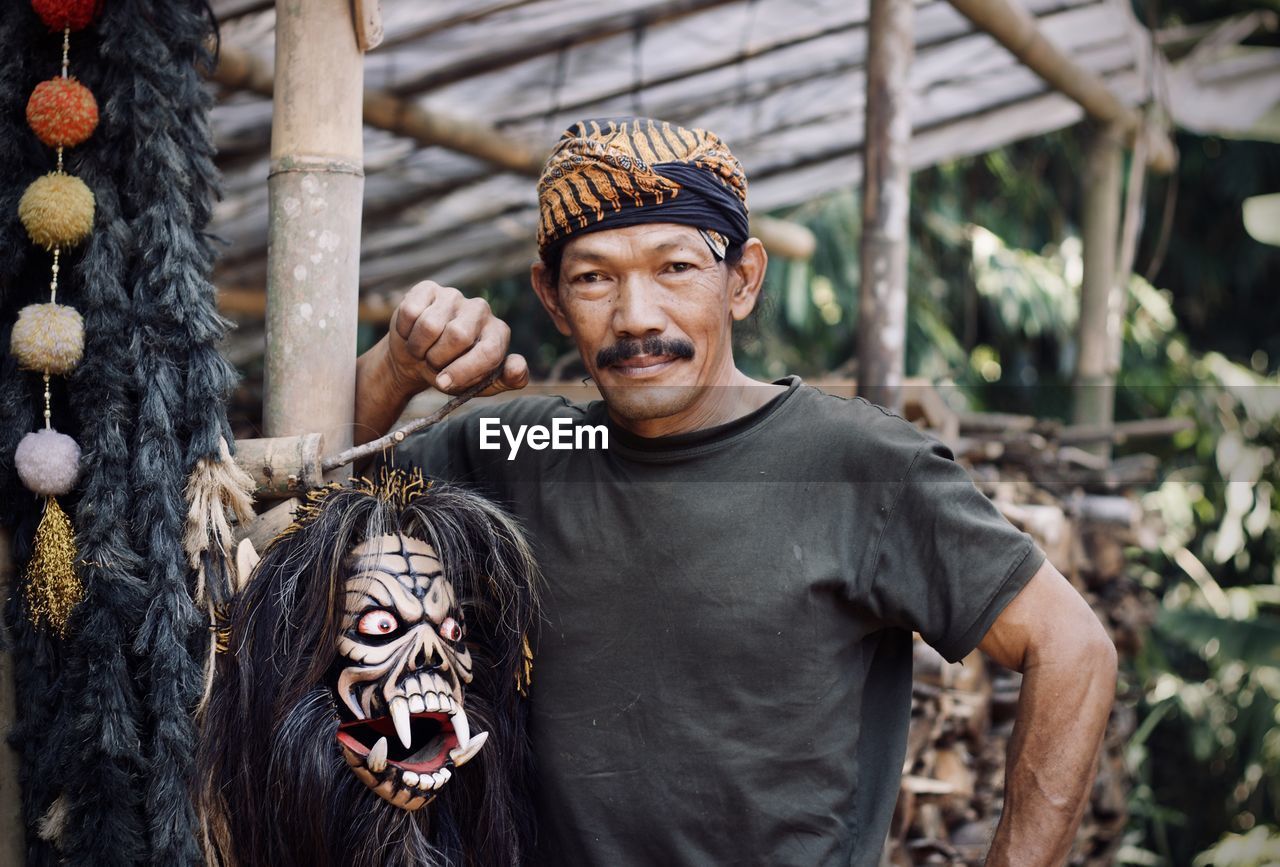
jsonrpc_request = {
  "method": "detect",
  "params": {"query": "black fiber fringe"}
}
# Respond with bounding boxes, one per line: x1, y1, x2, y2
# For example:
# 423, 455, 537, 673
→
0, 2, 236, 864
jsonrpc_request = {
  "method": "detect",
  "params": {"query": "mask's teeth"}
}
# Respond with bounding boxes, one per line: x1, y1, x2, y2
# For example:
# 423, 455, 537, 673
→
390, 697, 412, 750
448, 730, 488, 768
450, 705, 470, 749
367, 736, 388, 774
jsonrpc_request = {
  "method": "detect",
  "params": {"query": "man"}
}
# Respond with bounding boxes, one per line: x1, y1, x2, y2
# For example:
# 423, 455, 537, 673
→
354, 118, 1117, 866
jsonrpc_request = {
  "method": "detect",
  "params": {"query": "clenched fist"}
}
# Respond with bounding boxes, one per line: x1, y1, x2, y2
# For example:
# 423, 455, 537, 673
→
385, 281, 529, 397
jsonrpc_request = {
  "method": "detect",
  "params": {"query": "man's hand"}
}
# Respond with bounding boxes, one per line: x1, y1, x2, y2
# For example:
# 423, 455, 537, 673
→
386, 280, 528, 397
354, 281, 529, 446
978, 559, 1118, 867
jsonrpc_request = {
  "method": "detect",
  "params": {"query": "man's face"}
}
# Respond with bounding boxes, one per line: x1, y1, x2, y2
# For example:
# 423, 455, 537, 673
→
532, 223, 761, 425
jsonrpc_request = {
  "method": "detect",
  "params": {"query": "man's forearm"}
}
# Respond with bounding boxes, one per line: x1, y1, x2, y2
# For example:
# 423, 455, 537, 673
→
354, 336, 418, 447
986, 634, 1117, 866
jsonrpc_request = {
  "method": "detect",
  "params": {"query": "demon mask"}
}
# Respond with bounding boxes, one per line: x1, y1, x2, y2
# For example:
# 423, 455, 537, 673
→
198, 470, 538, 867
334, 533, 488, 808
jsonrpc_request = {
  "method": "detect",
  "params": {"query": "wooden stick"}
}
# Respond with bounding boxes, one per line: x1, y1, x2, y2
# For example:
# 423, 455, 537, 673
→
1057, 416, 1195, 446
322, 367, 504, 471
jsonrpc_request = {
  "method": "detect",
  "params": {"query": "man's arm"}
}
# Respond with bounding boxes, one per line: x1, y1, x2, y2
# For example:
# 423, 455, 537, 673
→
354, 280, 528, 446
977, 559, 1118, 867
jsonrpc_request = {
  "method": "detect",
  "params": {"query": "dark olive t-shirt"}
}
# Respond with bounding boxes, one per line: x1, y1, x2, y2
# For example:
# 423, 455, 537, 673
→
390, 377, 1044, 866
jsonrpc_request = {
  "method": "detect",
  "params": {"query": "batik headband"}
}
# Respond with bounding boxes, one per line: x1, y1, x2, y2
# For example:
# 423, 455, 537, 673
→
536, 117, 750, 260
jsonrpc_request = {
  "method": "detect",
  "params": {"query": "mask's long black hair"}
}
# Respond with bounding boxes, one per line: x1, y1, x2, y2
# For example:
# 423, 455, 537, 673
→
197, 473, 539, 867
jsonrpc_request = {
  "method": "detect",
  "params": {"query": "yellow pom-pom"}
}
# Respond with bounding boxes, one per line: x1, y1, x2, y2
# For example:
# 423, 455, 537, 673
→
18, 173, 95, 250
11, 303, 84, 374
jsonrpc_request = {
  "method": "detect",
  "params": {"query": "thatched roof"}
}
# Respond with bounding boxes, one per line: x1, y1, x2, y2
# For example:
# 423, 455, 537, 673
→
208, 0, 1156, 296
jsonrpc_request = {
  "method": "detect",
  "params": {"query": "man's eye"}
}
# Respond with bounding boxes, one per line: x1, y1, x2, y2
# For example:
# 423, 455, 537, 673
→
571, 271, 604, 283
667, 262, 695, 273
356, 609, 399, 637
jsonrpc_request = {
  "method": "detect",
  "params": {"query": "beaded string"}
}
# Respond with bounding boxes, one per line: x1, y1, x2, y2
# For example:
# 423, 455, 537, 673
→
10, 6, 104, 635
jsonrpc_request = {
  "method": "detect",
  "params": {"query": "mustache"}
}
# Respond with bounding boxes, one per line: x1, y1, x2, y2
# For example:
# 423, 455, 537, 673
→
596, 335, 695, 369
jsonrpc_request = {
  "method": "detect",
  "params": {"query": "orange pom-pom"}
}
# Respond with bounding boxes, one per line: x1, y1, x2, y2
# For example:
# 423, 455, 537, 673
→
27, 79, 98, 148
31, 0, 104, 31
18, 173, 95, 250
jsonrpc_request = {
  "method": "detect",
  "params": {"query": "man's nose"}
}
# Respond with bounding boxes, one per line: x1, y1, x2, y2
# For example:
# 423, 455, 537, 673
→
611, 276, 668, 337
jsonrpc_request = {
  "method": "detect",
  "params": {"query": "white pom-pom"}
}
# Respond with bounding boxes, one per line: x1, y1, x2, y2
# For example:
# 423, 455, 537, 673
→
15, 428, 81, 496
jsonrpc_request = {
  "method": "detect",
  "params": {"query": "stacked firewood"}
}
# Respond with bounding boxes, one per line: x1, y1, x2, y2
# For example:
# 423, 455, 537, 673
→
883, 415, 1168, 866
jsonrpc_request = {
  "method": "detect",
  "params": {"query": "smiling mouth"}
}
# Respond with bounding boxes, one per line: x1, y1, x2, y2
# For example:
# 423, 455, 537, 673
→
610, 355, 680, 376
336, 705, 488, 811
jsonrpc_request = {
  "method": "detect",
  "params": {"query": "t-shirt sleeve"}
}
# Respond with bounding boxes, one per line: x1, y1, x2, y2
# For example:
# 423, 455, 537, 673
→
866, 439, 1046, 663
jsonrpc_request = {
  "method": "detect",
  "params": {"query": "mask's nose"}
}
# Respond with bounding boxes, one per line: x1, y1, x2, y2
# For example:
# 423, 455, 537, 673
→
406, 628, 447, 673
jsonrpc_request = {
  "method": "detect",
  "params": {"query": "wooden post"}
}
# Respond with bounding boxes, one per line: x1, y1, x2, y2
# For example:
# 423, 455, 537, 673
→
857, 0, 914, 412
1072, 124, 1124, 456
263, 0, 364, 463
0, 531, 24, 867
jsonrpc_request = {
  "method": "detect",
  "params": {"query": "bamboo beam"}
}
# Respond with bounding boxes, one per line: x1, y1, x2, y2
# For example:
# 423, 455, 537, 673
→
212, 44, 817, 260
857, 0, 914, 412
263, 0, 364, 464
948, 0, 1177, 172
384, 0, 739, 96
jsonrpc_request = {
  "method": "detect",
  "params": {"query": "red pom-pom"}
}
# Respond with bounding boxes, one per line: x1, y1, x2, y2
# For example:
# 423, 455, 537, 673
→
30, 0, 103, 31
26, 78, 98, 148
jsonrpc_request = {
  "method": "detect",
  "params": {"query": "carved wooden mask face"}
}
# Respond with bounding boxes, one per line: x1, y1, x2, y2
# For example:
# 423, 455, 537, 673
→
333, 534, 488, 810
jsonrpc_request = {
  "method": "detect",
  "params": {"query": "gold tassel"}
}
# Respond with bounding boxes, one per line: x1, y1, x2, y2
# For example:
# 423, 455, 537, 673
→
24, 496, 82, 637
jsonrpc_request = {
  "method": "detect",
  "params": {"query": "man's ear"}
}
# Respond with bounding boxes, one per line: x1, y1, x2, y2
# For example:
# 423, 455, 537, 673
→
531, 261, 573, 337
728, 237, 768, 321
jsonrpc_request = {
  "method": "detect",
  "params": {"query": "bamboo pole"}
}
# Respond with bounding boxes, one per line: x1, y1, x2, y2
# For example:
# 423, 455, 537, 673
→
1072, 125, 1124, 455
857, 0, 915, 412
948, 0, 1177, 173
263, 0, 365, 464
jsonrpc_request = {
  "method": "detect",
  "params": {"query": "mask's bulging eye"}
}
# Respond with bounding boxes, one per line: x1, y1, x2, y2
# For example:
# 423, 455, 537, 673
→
439, 616, 463, 643
356, 609, 399, 637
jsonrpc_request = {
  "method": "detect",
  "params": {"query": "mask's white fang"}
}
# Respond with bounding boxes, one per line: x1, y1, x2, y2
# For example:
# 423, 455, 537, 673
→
367, 736, 388, 774
449, 730, 488, 768
390, 696, 412, 750
450, 706, 470, 748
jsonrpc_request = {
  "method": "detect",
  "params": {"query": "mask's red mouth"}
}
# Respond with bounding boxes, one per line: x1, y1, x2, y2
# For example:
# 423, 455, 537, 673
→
336, 700, 489, 811
337, 711, 456, 774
